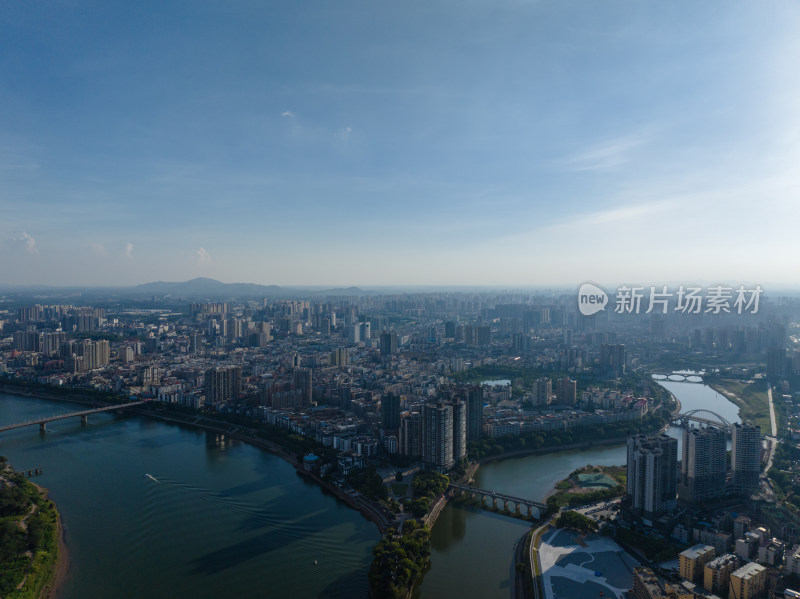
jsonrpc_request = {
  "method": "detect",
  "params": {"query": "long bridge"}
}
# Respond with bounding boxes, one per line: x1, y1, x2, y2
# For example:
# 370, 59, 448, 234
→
671, 409, 732, 432
651, 373, 704, 382
450, 483, 546, 518
0, 400, 149, 433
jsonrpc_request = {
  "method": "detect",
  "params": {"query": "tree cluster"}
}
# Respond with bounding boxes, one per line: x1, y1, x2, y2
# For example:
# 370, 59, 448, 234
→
554, 510, 598, 534
368, 519, 430, 599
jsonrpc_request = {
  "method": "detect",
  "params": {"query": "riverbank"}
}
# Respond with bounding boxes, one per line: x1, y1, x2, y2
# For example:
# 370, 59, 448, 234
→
707, 378, 771, 431
478, 435, 630, 466
36, 485, 70, 599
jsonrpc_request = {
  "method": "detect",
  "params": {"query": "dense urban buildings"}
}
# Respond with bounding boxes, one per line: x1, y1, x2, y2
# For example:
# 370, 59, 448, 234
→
1, 286, 799, 599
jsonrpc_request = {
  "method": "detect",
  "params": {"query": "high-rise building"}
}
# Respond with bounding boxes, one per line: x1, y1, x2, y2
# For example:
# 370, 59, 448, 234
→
600, 343, 626, 376
330, 347, 349, 367
423, 403, 454, 471
347, 325, 360, 344
631, 566, 663, 599
512, 332, 531, 354
380, 331, 398, 356
731, 423, 761, 497
631, 566, 691, 599
465, 386, 483, 443
533, 377, 552, 406
679, 425, 727, 503
204, 366, 242, 407
703, 554, 738, 596
555, 377, 577, 405
728, 562, 766, 599
400, 412, 422, 458
627, 433, 678, 525
381, 393, 401, 431
292, 368, 313, 408
451, 400, 466, 463
766, 347, 787, 380
679, 544, 715, 583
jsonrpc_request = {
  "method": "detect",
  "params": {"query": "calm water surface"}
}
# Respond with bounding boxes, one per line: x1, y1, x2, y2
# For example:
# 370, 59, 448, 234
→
0, 393, 379, 599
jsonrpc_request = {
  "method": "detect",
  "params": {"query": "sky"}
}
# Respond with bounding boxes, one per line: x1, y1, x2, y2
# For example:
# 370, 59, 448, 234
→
2, 1, 799, 288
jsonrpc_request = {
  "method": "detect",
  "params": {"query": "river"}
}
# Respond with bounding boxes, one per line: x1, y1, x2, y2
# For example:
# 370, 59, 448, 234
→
0, 378, 739, 599
0, 393, 379, 599
417, 377, 741, 598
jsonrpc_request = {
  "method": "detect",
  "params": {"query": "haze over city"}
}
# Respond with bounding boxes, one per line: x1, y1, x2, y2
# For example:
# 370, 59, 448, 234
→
2, 1, 799, 286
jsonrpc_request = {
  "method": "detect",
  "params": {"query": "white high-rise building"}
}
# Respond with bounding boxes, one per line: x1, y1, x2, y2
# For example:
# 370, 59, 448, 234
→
423, 403, 454, 471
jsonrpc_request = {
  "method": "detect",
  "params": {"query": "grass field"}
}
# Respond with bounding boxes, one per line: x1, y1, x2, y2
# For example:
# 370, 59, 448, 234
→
709, 378, 771, 431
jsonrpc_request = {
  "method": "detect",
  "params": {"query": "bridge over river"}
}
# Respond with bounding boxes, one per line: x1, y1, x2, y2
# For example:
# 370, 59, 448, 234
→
671, 409, 734, 433
449, 482, 546, 518
0, 400, 149, 433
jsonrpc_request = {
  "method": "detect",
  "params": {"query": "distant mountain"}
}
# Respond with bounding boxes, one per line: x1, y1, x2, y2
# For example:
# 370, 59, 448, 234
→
131, 278, 368, 298
133, 277, 280, 297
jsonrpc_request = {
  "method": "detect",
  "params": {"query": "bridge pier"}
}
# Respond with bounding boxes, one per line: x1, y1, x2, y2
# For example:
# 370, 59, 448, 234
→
515, 504, 521, 515
81, 414, 88, 426
503, 500, 509, 512
39, 422, 46, 433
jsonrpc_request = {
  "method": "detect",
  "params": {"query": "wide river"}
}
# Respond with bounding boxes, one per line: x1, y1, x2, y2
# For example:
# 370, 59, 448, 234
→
0, 378, 738, 599
0, 394, 379, 599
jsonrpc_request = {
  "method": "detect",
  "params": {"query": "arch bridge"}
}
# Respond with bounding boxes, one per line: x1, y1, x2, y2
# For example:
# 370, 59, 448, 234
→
449, 483, 545, 519
651, 373, 704, 382
672, 409, 732, 432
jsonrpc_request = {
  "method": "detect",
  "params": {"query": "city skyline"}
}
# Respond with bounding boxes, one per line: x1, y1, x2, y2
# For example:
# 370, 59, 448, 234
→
3, 1, 800, 287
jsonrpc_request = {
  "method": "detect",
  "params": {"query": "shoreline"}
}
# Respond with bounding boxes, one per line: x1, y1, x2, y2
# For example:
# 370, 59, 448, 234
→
27, 481, 70, 599
46, 503, 70, 599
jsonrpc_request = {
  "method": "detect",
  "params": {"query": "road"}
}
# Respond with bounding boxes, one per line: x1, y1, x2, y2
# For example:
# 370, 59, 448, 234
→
529, 518, 552, 599
767, 383, 777, 437
761, 384, 778, 498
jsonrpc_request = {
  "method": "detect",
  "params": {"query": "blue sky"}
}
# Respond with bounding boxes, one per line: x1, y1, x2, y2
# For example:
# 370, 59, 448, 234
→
2, 1, 799, 287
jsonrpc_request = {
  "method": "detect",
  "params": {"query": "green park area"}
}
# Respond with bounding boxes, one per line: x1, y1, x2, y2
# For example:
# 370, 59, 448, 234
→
0, 457, 60, 599
708, 378, 771, 431
546, 465, 626, 513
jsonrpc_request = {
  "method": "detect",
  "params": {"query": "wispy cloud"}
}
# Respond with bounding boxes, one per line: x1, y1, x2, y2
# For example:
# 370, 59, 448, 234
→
124, 242, 134, 258
17, 231, 38, 255
281, 111, 295, 118
196, 247, 212, 265
89, 242, 107, 255
559, 134, 649, 172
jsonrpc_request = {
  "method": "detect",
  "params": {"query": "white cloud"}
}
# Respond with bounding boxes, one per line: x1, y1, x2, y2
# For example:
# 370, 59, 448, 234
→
281, 111, 295, 118
559, 134, 649, 172
336, 126, 353, 142
196, 247, 212, 265
89, 242, 107, 255
124, 242, 134, 258
17, 231, 38, 255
